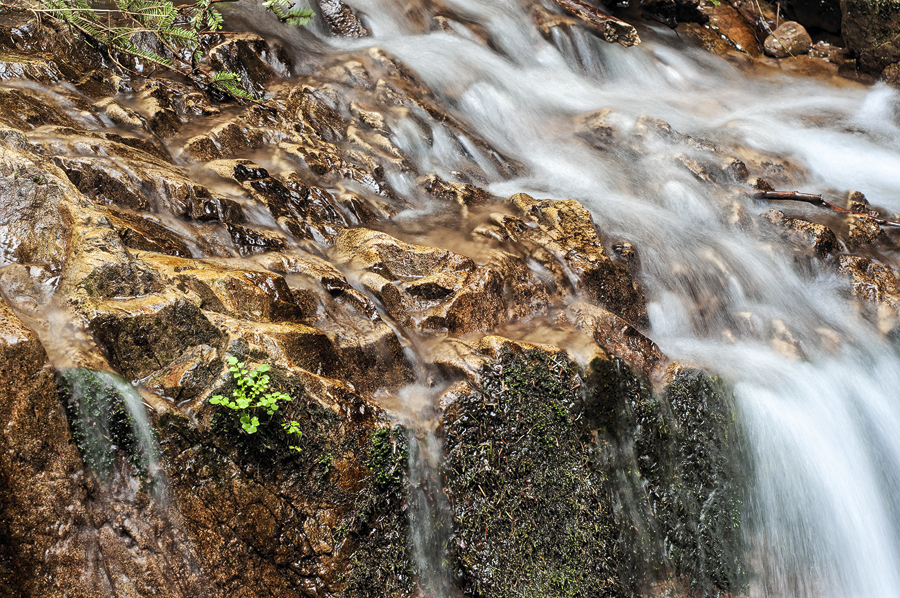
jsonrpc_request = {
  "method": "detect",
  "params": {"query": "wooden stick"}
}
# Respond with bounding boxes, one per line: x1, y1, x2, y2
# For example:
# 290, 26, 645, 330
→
551, 0, 640, 47
750, 190, 900, 228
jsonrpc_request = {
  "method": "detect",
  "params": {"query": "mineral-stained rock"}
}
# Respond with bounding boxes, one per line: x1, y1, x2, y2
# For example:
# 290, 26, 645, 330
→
561, 300, 665, 379
764, 209, 838, 258
209, 33, 292, 96
764, 21, 813, 57
839, 254, 900, 332
318, 0, 371, 37
841, 0, 900, 73
477, 193, 650, 328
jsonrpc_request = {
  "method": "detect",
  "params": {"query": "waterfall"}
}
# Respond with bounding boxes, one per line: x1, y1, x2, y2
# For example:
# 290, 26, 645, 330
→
260, 1, 900, 595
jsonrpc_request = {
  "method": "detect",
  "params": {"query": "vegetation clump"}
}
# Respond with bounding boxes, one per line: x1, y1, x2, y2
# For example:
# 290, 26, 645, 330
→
634, 370, 748, 596
209, 356, 302, 450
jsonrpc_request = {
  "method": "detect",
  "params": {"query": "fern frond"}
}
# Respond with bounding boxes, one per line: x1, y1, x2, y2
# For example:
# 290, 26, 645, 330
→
209, 71, 254, 100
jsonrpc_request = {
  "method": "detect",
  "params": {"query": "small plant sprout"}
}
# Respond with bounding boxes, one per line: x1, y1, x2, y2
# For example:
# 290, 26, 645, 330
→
210, 356, 295, 435
282, 420, 303, 453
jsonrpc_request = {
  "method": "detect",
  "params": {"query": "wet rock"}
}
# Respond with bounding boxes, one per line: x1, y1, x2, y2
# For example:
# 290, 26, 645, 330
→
0, 139, 82, 268
318, 0, 371, 37
552, 0, 641, 46
883, 62, 900, 88
157, 364, 379, 596
847, 215, 885, 247
209, 33, 292, 97
841, 0, 900, 73
0, 299, 86, 597
840, 255, 900, 332
680, 1, 762, 57
785, 0, 842, 33
134, 82, 182, 137
764, 21, 813, 57
561, 300, 665, 379
184, 122, 267, 161
141, 253, 309, 323
417, 173, 494, 211
0, 51, 65, 82
0, 87, 79, 130
335, 228, 506, 334
93, 97, 146, 128
764, 209, 838, 257
51, 148, 242, 221
88, 294, 225, 381
106, 210, 194, 258
477, 193, 649, 328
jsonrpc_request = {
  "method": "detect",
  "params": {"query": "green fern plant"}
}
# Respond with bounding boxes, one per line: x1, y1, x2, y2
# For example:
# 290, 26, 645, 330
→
210, 357, 301, 449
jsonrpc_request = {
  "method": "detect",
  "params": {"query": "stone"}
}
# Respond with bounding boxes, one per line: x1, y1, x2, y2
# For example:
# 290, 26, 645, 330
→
476, 193, 650, 328
764, 21, 813, 57
764, 209, 838, 257
209, 33, 292, 97
318, 0, 371, 37
680, 1, 762, 57
883, 62, 900, 87
841, 0, 900, 73
561, 301, 666, 380
840, 255, 900, 332
335, 228, 507, 334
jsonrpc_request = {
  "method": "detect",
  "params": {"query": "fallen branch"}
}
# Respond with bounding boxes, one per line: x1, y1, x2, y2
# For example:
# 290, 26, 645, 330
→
551, 0, 640, 47
750, 189, 900, 228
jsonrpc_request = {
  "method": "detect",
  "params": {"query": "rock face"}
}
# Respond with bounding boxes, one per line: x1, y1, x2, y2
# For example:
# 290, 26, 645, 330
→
841, 0, 900, 72
786, 0, 843, 33
764, 21, 813, 57
0, 6, 850, 598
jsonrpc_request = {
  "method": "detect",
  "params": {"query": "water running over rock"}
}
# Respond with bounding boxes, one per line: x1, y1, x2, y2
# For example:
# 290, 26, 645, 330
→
1, 0, 900, 596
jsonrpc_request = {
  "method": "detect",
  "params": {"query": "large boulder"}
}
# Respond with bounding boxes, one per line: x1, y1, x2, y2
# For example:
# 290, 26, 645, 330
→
785, 0, 843, 32
841, 0, 900, 72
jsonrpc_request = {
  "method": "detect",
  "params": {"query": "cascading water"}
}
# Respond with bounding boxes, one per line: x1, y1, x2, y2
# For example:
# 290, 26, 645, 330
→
260, 1, 900, 595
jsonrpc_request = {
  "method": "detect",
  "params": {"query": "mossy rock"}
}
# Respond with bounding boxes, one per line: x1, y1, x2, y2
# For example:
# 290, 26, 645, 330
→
443, 346, 633, 598
634, 369, 749, 596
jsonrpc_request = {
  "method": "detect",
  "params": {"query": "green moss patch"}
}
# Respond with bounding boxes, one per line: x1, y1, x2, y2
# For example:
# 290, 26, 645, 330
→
443, 347, 632, 598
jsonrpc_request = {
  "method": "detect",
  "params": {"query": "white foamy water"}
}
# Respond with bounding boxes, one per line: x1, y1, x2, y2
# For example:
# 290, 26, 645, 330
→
279, 1, 900, 595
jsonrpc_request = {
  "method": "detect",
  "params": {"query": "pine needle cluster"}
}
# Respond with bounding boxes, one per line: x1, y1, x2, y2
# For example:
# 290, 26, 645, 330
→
20, 0, 312, 101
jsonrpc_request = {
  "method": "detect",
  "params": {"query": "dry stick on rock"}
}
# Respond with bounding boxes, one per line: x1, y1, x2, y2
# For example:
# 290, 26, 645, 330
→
552, 0, 640, 47
750, 190, 900, 227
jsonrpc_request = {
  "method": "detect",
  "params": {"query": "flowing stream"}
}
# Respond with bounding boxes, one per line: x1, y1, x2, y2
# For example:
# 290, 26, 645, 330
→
247, 1, 900, 595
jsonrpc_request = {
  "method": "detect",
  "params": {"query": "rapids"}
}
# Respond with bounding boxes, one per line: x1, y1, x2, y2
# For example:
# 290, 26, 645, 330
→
229, 1, 900, 596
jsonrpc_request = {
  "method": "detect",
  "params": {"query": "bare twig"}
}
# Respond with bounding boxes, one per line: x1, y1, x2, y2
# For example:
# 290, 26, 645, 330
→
750, 189, 900, 228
